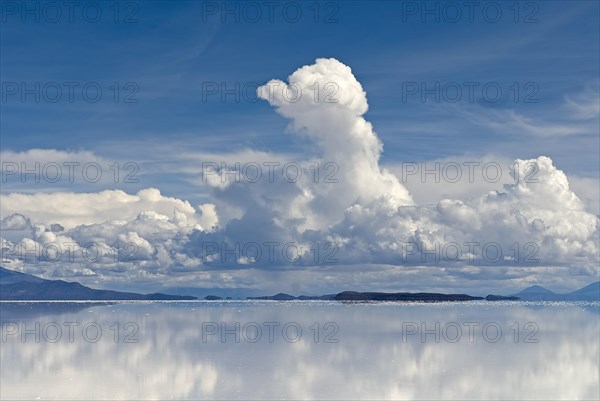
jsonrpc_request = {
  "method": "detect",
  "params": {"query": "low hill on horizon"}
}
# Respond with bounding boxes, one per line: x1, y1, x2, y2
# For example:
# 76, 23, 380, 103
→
0, 267, 197, 301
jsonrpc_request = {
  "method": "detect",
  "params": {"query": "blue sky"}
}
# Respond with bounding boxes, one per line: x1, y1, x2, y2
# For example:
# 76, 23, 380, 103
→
3, 1, 598, 171
1, 1, 599, 295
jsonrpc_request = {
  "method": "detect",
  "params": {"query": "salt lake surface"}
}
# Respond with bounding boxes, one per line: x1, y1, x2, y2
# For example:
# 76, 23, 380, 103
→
1, 300, 598, 400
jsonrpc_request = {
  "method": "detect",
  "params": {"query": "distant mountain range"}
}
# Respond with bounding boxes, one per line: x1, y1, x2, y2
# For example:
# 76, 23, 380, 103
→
511, 282, 600, 301
1, 266, 598, 301
0, 267, 197, 300
242, 283, 599, 302
244, 292, 517, 302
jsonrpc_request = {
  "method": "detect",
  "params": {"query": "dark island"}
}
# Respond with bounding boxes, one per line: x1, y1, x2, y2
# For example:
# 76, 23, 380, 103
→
485, 294, 520, 301
247, 293, 337, 300
334, 291, 483, 302
246, 291, 506, 302
247, 293, 297, 300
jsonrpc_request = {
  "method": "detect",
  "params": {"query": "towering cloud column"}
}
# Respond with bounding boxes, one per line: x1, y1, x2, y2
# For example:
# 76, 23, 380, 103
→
258, 58, 413, 230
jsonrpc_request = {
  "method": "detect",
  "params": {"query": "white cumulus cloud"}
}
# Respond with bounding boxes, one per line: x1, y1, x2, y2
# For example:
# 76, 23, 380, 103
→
1, 58, 598, 290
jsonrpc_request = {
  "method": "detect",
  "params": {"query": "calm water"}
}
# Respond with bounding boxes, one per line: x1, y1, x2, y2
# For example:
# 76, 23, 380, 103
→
1, 301, 599, 400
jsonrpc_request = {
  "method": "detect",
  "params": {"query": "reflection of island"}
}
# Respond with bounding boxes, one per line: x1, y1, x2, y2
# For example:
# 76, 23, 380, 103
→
0, 267, 196, 300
